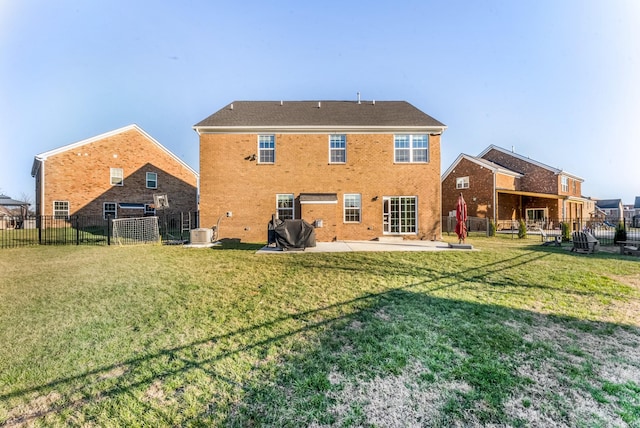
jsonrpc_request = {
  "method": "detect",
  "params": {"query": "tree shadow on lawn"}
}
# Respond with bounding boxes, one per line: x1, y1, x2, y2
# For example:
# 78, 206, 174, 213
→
2, 253, 639, 426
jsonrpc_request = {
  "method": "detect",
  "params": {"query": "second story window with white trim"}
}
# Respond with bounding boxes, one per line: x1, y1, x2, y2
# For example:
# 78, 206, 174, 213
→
329, 135, 346, 163
258, 135, 275, 164
110, 168, 124, 186
561, 176, 569, 192
146, 172, 158, 189
456, 177, 469, 189
276, 194, 294, 220
394, 135, 429, 163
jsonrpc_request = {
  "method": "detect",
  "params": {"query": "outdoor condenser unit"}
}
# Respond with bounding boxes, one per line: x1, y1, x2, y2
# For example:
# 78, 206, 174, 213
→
190, 228, 213, 244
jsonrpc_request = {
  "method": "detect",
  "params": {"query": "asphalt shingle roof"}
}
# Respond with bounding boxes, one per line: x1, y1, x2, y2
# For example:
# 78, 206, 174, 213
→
194, 101, 446, 128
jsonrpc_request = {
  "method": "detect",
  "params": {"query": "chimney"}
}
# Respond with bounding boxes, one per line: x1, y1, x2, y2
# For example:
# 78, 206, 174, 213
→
318, 101, 321, 108
230, 103, 234, 110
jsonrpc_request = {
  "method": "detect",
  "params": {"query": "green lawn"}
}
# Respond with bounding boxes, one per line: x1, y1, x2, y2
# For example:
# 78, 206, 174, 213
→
0, 237, 639, 427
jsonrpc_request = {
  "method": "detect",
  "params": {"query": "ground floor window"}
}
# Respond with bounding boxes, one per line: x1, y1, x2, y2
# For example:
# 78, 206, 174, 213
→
343, 194, 361, 223
144, 204, 156, 216
53, 201, 69, 218
276, 194, 294, 220
103, 202, 117, 219
383, 196, 417, 234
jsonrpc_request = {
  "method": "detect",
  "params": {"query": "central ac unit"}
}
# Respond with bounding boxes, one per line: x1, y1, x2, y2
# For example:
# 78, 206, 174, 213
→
190, 228, 213, 244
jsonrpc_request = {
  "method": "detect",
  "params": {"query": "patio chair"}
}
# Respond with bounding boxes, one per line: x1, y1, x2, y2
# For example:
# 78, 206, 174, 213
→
571, 231, 599, 254
540, 228, 561, 246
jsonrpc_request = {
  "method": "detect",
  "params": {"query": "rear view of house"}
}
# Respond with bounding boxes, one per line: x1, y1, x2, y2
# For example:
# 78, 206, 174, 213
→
31, 125, 198, 220
194, 100, 446, 242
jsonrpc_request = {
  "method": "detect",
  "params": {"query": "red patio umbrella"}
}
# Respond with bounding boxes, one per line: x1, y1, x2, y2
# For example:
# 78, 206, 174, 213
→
455, 193, 467, 243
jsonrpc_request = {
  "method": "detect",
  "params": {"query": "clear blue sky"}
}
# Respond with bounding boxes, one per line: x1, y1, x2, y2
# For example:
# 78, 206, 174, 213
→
1, 0, 639, 205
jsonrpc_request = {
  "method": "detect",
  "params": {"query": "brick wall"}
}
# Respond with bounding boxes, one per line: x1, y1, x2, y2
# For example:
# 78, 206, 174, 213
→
40, 128, 197, 217
200, 132, 442, 242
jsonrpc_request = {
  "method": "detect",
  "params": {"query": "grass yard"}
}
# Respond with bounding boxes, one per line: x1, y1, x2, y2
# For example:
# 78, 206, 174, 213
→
0, 237, 639, 427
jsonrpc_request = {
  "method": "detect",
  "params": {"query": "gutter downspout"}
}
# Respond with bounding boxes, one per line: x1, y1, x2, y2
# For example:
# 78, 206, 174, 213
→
492, 173, 497, 221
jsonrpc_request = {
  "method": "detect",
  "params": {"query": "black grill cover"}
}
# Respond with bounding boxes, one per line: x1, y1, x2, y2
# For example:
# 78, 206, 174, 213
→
271, 219, 316, 249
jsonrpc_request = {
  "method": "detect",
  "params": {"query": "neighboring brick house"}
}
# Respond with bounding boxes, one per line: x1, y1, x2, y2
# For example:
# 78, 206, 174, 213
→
442, 145, 588, 230
194, 100, 446, 242
31, 124, 198, 219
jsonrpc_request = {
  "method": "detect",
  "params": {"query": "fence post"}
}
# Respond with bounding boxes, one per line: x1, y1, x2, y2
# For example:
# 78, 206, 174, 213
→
107, 217, 111, 246
75, 216, 80, 245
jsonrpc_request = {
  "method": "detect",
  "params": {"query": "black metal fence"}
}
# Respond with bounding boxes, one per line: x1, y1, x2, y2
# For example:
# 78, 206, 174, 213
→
0, 212, 199, 249
442, 216, 640, 246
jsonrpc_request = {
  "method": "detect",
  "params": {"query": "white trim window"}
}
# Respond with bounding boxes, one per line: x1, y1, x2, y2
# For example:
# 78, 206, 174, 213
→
144, 204, 156, 216
329, 134, 346, 163
383, 196, 417, 234
344, 194, 361, 223
110, 168, 124, 186
561, 176, 569, 192
276, 194, 294, 220
258, 135, 275, 164
103, 202, 117, 219
456, 176, 469, 189
53, 201, 69, 219
146, 172, 158, 189
394, 135, 428, 163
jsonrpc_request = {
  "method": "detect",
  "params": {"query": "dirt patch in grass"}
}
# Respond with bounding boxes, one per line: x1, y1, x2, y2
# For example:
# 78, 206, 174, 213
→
4, 391, 62, 427
322, 361, 470, 427
505, 314, 640, 427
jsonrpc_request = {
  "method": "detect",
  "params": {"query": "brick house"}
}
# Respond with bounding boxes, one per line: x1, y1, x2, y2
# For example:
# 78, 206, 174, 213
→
194, 100, 446, 242
31, 124, 198, 219
442, 145, 588, 230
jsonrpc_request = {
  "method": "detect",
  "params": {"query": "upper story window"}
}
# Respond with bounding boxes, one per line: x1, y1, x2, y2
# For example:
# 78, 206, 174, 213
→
103, 202, 116, 219
561, 176, 569, 192
344, 194, 361, 223
456, 177, 469, 189
258, 135, 275, 164
329, 135, 346, 163
394, 135, 428, 163
53, 201, 69, 219
276, 194, 294, 220
110, 168, 124, 186
146, 172, 158, 189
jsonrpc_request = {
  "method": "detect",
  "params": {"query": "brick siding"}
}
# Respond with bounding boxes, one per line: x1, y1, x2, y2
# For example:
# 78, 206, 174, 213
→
200, 133, 442, 242
37, 128, 197, 217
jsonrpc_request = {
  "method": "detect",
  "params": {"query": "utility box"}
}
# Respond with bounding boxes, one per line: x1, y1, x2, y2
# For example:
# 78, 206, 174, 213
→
190, 228, 213, 244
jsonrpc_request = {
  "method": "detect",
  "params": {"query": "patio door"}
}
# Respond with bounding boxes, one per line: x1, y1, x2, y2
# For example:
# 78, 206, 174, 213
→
383, 196, 417, 234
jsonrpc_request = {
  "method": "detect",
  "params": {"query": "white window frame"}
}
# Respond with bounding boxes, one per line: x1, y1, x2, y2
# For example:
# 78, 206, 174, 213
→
329, 134, 346, 164
394, 135, 429, 163
144, 204, 156, 216
110, 168, 124, 186
276, 194, 294, 220
383, 196, 417, 234
103, 202, 117, 219
53, 201, 69, 219
146, 172, 158, 189
343, 194, 361, 223
561, 176, 569, 192
456, 177, 469, 189
258, 135, 275, 164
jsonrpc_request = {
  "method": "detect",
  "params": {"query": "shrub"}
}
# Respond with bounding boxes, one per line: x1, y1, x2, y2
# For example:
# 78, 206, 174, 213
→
489, 220, 497, 237
614, 221, 627, 244
561, 222, 571, 242
518, 219, 527, 239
